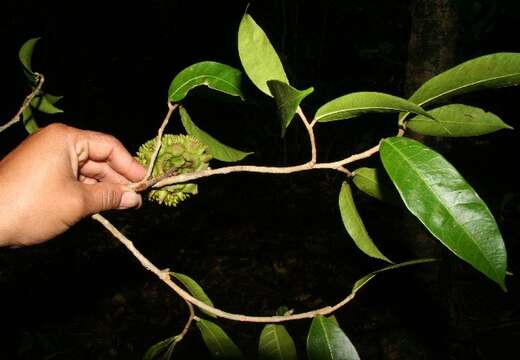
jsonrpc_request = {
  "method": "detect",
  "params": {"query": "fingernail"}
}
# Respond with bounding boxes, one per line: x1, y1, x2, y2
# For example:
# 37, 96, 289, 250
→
119, 191, 142, 209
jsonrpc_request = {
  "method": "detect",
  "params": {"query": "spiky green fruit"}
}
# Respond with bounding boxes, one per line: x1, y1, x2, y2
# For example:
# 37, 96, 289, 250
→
136, 134, 212, 206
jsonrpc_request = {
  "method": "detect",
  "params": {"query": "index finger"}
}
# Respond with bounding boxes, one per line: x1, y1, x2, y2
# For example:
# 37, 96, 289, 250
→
75, 129, 146, 183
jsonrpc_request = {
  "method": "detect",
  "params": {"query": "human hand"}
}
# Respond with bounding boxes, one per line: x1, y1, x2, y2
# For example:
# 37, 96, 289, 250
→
0, 123, 146, 247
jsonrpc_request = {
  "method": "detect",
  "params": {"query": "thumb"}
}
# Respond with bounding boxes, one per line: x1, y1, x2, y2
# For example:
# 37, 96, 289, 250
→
80, 182, 142, 214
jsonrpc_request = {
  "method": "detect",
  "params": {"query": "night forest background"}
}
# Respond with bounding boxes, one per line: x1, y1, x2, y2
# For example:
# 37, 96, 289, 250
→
1, 0, 520, 359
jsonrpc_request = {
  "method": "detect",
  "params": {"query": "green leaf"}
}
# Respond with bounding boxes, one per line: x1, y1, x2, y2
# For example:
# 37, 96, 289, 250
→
380, 137, 507, 290
168, 61, 243, 102
30, 94, 64, 114
314, 92, 431, 122
238, 14, 289, 96
44, 93, 63, 104
22, 107, 39, 134
352, 167, 401, 204
267, 80, 314, 137
351, 258, 438, 293
143, 337, 175, 360
407, 104, 513, 137
407, 53, 520, 108
179, 106, 252, 162
258, 324, 297, 360
339, 181, 392, 263
307, 315, 360, 360
19, 37, 41, 76
196, 319, 243, 359
170, 272, 217, 318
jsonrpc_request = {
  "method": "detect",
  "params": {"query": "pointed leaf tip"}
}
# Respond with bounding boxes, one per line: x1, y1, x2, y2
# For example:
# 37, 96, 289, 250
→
267, 80, 314, 137
380, 137, 507, 290
179, 107, 253, 162
407, 104, 513, 137
19, 37, 41, 75
339, 181, 392, 263
238, 14, 289, 96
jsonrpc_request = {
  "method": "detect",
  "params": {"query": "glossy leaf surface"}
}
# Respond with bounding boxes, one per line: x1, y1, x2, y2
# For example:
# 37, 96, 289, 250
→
168, 61, 243, 102
258, 324, 297, 360
407, 104, 513, 137
267, 80, 314, 137
314, 92, 431, 122
380, 137, 507, 289
171, 272, 216, 318
339, 182, 392, 262
407, 53, 520, 108
352, 167, 400, 204
196, 319, 243, 359
307, 315, 360, 360
179, 107, 252, 162
238, 14, 289, 96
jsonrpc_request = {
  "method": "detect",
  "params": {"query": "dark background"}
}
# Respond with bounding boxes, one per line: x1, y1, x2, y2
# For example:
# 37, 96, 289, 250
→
1, 0, 519, 359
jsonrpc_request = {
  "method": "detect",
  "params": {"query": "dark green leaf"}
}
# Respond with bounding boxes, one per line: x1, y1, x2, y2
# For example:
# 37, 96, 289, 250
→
168, 61, 243, 102
314, 92, 431, 122
307, 315, 360, 360
352, 167, 401, 204
258, 324, 297, 360
408, 53, 520, 108
267, 80, 314, 137
22, 107, 39, 134
179, 107, 252, 162
196, 319, 243, 359
238, 14, 289, 96
171, 272, 217, 318
30, 94, 64, 114
19, 37, 41, 76
380, 137, 507, 290
339, 181, 392, 262
143, 337, 175, 360
407, 104, 513, 137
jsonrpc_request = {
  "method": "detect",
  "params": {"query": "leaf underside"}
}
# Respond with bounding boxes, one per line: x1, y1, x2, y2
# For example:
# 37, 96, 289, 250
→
339, 181, 392, 262
168, 61, 243, 102
407, 104, 512, 137
179, 106, 253, 162
315, 91, 431, 122
238, 14, 289, 96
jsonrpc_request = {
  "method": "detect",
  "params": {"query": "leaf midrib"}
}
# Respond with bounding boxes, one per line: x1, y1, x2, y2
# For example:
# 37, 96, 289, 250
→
385, 139, 499, 281
171, 74, 240, 98
316, 106, 414, 121
415, 73, 520, 107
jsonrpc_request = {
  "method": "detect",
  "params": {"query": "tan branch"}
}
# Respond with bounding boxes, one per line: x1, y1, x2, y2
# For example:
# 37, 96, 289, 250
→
92, 213, 363, 323
141, 102, 178, 182
151, 143, 378, 189
0, 73, 45, 134
166, 299, 195, 356
297, 106, 317, 164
